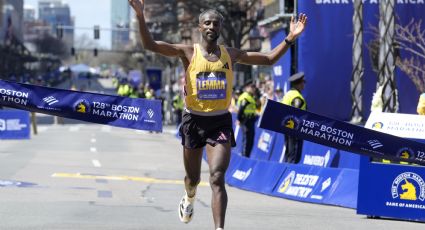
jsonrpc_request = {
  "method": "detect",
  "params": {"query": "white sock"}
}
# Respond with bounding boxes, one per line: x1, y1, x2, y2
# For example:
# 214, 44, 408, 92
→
216, 228, 224, 230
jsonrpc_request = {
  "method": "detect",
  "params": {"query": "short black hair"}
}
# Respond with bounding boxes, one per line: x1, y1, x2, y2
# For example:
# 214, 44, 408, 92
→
199, 9, 224, 24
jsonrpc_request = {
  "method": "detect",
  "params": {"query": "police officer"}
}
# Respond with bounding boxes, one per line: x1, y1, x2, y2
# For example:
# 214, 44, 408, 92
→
237, 81, 258, 158
281, 72, 306, 163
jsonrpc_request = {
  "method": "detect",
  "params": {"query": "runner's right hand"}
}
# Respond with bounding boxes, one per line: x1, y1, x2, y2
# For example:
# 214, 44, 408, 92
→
128, 0, 144, 16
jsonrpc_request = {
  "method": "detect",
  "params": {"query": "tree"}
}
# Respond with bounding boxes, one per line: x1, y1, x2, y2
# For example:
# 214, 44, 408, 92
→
394, 19, 425, 93
367, 18, 425, 94
33, 33, 69, 58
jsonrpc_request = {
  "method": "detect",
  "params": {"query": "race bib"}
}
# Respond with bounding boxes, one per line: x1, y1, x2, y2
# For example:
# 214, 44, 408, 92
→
196, 72, 227, 100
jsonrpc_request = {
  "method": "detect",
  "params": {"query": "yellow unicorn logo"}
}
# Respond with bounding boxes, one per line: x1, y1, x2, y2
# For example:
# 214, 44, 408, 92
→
285, 119, 295, 129
279, 177, 291, 193
400, 151, 410, 159
400, 179, 417, 201
372, 122, 383, 129
76, 102, 86, 113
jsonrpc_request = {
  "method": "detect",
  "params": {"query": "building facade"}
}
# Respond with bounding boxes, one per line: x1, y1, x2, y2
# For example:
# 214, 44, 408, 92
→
111, 0, 131, 50
1, 0, 24, 44
38, 0, 74, 49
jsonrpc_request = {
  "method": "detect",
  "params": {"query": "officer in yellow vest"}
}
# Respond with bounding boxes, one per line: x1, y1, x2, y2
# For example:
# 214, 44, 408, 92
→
237, 81, 258, 158
281, 72, 306, 163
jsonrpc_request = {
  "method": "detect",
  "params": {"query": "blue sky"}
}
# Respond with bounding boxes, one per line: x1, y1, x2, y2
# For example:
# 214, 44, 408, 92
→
24, 0, 112, 49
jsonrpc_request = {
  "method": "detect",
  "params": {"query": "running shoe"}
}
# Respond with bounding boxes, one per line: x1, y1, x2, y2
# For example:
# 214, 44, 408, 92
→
178, 193, 195, 223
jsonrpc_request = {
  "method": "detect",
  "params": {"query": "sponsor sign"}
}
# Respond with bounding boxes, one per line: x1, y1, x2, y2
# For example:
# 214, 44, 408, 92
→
300, 141, 337, 167
366, 112, 425, 140
0, 110, 30, 139
0, 80, 162, 131
250, 128, 277, 161
272, 164, 357, 207
357, 112, 425, 222
259, 100, 425, 166
357, 162, 425, 222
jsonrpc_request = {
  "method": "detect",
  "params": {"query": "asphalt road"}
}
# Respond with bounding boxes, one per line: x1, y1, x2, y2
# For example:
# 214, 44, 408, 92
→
0, 122, 423, 230
0, 78, 423, 229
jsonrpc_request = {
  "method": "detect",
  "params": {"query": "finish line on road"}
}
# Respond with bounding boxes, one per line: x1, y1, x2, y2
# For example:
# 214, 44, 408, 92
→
52, 173, 210, 186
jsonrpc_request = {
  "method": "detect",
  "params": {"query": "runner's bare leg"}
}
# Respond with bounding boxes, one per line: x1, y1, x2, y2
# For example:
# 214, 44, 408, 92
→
183, 147, 203, 197
206, 143, 231, 229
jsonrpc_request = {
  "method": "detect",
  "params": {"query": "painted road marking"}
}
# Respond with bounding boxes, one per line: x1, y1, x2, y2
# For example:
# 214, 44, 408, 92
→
90, 147, 97, 153
51, 173, 209, 186
91, 138, 96, 143
92, 159, 101, 168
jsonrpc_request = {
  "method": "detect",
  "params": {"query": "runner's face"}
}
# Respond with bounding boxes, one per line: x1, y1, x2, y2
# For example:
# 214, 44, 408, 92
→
199, 13, 221, 43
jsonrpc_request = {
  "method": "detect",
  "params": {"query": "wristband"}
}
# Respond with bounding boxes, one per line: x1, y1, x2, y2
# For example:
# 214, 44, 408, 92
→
285, 38, 294, 46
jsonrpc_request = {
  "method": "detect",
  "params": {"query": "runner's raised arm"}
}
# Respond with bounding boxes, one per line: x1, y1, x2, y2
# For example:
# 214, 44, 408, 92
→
128, 0, 187, 58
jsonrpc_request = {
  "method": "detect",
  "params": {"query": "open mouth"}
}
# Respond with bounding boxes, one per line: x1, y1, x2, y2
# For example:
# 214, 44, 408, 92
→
206, 31, 216, 37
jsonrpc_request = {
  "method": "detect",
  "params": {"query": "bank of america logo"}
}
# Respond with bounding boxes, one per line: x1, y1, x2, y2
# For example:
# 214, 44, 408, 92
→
147, 109, 154, 118
368, 140, 383, 149
43, 96, 59, 105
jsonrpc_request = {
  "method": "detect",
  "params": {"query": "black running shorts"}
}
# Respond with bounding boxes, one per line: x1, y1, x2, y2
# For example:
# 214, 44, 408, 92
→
179, 111, 236, 149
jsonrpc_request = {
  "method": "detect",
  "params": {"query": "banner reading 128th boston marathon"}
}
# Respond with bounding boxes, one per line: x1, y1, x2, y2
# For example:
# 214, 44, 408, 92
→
259, 100, 425, 166
0, 80, 162, 132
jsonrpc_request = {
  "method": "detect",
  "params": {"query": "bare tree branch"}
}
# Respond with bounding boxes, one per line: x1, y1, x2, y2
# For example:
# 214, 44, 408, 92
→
368, 16, 425, 93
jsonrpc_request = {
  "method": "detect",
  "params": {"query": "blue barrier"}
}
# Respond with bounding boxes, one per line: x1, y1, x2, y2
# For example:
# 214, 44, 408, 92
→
226, 154, 257, 187
250, 127, 277, 161
227, 153, 287, 195
0, 110, 30, 139
232, 124, 243, 155
322, 168, 359, 208
268, 133, 285, 162
300, 141, 338, 167
271, 164, 358, 208
183, 111, 360, 209
337, 150, 362, 169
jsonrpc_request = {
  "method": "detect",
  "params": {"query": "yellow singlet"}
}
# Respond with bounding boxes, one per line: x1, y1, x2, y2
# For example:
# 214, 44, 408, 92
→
184, 44, 234, 115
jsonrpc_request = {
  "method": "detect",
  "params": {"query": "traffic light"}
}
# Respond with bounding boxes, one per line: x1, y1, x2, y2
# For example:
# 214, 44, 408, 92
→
94, 48, 98, 57
56, 24, 63, 39
94, 25, 100, 39
284, 0, 295, 14
71, 47, 75, 56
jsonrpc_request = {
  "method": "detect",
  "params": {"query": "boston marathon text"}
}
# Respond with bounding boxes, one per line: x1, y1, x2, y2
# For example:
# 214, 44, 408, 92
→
300, 120, 354, 147
0, 89, 29, 106
92, 102, 140, 121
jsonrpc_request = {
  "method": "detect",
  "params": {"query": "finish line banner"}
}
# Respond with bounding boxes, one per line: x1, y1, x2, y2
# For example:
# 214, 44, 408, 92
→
259, 100, 425, 166
0, 80, 162, 132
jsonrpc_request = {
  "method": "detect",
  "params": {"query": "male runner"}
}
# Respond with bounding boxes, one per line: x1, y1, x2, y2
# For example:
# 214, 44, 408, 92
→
129, 0, 307, 229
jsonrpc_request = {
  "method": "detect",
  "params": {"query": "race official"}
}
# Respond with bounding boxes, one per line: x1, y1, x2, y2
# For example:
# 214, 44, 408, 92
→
281, 72, 306, 164
237, 82, 257, 158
